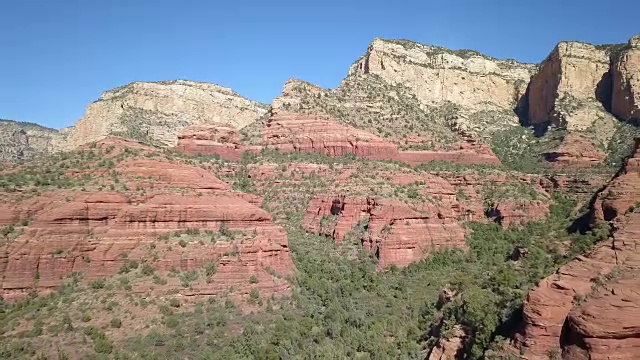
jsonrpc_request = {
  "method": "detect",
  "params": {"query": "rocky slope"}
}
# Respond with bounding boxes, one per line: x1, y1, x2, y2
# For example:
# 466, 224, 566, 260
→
514, 141, 640, 358
175, 112, 503, 166
63, 80, 268, 149
268, 36, 640, 172
0, 138, 294, 303
270, 37, 536, 145
0, 120, 64, 164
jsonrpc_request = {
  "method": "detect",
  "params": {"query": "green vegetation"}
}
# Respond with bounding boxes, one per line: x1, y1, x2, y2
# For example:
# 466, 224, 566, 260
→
0, 189, 603, 359
606, 121, 640, 168
491, 125, 566, 173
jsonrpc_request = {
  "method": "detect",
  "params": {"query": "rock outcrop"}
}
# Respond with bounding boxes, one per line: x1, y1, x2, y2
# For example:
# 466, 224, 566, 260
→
64, 80, 268, 149
174, 124, 252, 161
0, 142, 295, 303
173, 112, 503, 166
527, 42, 614, 130
263, 113, 399, 160
302, 195, 468, 269
542, 134, 606, 168
427, 325, 467, 360
350, 38, 535, 112
612, 36, 640, 122
0, 120, 64, 163
514, 141, 640, 358
397, 139, 502, 166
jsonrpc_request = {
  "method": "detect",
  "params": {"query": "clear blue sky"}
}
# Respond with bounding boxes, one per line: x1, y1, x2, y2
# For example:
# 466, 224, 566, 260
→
1, 0, 638, 129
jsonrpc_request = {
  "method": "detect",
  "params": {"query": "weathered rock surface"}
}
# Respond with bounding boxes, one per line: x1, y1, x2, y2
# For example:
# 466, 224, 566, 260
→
612, 36, 640, 122
117, 157, 229, 192
528, 42, 614, 130
514, 141, 640, 358
0, 150, 295, 302
427, 325, 467, 360
174, 124, 253, 161
64, 80, 268, 149
542, 134, 606, 168
0, 120, 64, 163
302, 195, 468, 269
263, 113, 399, 160
562, 236, 640, 359
490, 200, 551, 229
351, 38, 534, 112
397, 139, 502, 166
173, 112, 503, 166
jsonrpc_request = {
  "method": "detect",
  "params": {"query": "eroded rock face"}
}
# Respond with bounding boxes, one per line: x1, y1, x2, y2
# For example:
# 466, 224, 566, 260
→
302, 195, 468, 269
0, 120, 65, 163
427, 325, 467, 360
64, 80, 268, 149
514, 141, 640, 358
528, 42, 614, 130
612, 36, 640, 122
397, 139, 502, 166
116, 158, 231, 191
562, 233, 640, 359
542, 134, 606, 168
0, 145, 295, 303
263, 113, 400, 160
351, 38, 535, 112
181, 112, 503, 167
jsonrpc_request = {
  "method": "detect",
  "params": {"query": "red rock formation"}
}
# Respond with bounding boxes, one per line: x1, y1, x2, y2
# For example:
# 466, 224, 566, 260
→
492, 200, 550, 228
172, 113, 503, 167
514, 141, 640, 358
0, 149, 297, 303
174, 124, 259, 161
427, 325, 467, 360
0, 191, 295, 302
561, 216, 640, 359
397, 139, 502, 166
542, 134, 606, 168
116, 158, 230, 191
302, 195, 467, 268
390, 172, 552, 228
262, 113, 399, 160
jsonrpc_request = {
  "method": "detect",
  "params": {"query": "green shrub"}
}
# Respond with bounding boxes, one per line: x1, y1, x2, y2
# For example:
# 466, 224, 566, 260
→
110, 318, 122, 329
141, 264, 155, 276
89, 279, 106, 290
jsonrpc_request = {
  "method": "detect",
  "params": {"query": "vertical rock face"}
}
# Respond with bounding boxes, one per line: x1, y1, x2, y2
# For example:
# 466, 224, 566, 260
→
350, 38, 535, 112
64, 80, 268, 149
528, 42, 613, 130
270, 39, 534, 145
0, 120, 64, 163
514, 141, 640, 358
0, 192, 295, 302
612, 36, 640, 122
